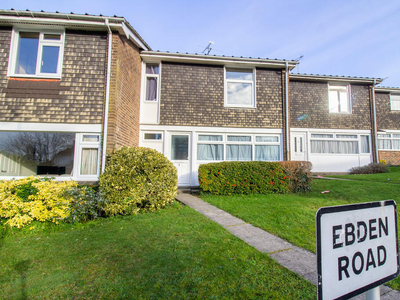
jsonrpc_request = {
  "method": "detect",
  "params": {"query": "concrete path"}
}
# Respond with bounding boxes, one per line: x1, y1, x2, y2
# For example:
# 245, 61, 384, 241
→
176, 192, 400, 300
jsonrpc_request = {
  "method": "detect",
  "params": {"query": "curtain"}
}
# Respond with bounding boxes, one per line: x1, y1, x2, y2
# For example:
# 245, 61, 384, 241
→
256, 136, 278, 142
198, 135, 223, 141
378, 139, 391, 150
393, 139, 400, 150
226, 145, 252, 161
197, 144, 223, 160
311, 140, 358, 154
336, 134, 357, 139
360, 136, 370, 153
311, 134, 333, 139
81, 148, 98, 175
255, 145, 279, 161
145, 77, 158, 101
227, 136, 251, 142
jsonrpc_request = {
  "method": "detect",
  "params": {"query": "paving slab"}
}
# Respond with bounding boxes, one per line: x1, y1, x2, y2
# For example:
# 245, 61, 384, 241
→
176, 192, 399, 298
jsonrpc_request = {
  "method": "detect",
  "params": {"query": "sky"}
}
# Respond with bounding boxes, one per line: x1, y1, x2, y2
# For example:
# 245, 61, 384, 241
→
2, 0, 400, 87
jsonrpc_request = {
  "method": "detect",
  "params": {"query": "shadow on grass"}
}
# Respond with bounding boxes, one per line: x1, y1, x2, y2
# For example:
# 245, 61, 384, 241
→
14, 259, 31, 300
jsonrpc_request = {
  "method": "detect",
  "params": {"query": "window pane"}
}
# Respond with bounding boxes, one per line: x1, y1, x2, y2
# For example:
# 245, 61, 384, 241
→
336, 134, 357, 139
41, 45, 60, 73
378, 134, 391, 138
171, 135, 188, 160
227, 82, 252, 105
226, 145, 252, 161
83, 135, 99, 142
311, 140, 358, 154
393, 140, 400, 150
391, 100, 400, 110
339, 91, 349, 112
226, 69, 253, 80
197, 144, 223, 160
146, 64, 159, 74
43, 34, 61, 40
361, 135, 370, 153
227, 135, 251, 142
198, 135, 223, 141
311, 134, 334, 139
393, 134, 400, 138
144, 133, 162, 140
378, 139, 392, 150
16, 32, 39, 75
329, 90, 339, 113
0, 132, 74, 176
256, 136, 279, 142
146, 77, 158, 101
81, 148, 98, 175
255, 145, 279, 161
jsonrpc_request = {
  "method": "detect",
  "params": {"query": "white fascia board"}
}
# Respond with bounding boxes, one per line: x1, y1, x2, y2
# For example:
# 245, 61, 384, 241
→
141, 52, 297, 70
290, 127, 371, 134
375, 87, 400, 93
378, 129, 400, 133
290, 74, 382, 84
0, 122, 102, 133
120, 22, 149, 51
140, 124, 282, 134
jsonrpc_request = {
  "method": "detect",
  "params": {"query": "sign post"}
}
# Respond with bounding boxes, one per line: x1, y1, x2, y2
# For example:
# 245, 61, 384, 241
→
316, 200, 399, 300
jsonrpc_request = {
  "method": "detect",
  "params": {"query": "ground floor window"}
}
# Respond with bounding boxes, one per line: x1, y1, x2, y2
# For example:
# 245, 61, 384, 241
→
0, 131, 100, 178
310, 133, 370, 154
197, 133, 280, 162
378, 133, 400, 150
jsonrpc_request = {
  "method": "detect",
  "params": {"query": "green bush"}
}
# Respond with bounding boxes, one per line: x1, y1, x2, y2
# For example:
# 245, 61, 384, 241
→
350, 162, 390, 174
198, 161, 289, 195
99, 147, 178, 216
278, 161, 313, 193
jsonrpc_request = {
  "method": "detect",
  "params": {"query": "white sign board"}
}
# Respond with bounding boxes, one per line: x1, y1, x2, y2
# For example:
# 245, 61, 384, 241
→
316, 201, 399, 300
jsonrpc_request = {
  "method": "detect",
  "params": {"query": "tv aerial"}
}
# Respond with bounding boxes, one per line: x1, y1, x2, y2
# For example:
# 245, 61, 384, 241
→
202, 41, 214, 55
294, 54, 304, 73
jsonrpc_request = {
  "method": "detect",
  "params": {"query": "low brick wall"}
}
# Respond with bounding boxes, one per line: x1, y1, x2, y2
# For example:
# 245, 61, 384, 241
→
378, 151, 400, 165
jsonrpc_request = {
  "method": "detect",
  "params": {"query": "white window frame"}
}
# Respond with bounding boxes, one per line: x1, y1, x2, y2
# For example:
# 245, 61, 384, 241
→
8, 27, 65, 79
143, 63, 160, 102
328, 84, 351, 114
143, 132, 163, 141
310, 132, 370, 155
378, 133, 400, 151
75, 133, 101, 180
390, 94, 400, 111
224, 67, 256, 108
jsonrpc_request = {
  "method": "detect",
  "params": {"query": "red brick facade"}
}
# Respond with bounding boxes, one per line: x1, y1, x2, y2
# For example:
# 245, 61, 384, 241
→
106, 33, 142, 152
378, 151, 400, 165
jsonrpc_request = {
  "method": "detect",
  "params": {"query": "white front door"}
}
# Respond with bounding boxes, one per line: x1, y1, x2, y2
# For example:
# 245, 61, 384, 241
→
170, 133, 191, 186
291, 132, 307, 161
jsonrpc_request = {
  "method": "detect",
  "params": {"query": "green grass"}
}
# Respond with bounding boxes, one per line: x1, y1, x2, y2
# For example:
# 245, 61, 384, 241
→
326, 166, 400, 184
200, 168, 400, 290
0, 203, 315, 299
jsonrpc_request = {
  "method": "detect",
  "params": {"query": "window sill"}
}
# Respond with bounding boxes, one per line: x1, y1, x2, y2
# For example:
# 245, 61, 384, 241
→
8, 76, 61, 82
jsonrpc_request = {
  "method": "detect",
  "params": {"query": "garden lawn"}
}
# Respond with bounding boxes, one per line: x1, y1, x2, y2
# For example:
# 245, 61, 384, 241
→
326, 166, 400, 184
200, 173, 400, 290
0, 203, 315, 299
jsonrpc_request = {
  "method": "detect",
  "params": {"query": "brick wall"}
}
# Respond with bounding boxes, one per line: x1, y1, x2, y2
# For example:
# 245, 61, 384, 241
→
289, 80, 372, 130
375, 92, 400, 130
378, 151, 400, 165
159, 63, 284, 128
0, 29, 107, 124
106, 33, 142, 152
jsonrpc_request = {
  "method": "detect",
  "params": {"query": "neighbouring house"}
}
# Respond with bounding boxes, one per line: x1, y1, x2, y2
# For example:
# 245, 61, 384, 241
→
0, 9, 150, 181
1, 9, 399, 186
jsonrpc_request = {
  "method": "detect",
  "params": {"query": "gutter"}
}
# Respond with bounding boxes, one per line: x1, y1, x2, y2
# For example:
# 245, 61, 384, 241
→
372, 79, 379, 162
285, 62, 289, 160
101, 18, 112, 173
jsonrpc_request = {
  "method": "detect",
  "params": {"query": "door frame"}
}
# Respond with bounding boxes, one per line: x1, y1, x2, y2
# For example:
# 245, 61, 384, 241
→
167, 132, 192, 186
290, 131, 307, 161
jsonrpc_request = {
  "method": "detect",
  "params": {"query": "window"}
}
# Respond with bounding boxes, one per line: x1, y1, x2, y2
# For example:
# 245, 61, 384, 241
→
390, 94, 400, 111
378, 133, 400, 150
197, 133, 280, 161
328, 84, 350, 113
145, 64, 159, 101
310, 133, 370, 154
225, 68, 255, 107
79, 134, 100, 176
9, 29, 65, 78
144, 133, 162, 140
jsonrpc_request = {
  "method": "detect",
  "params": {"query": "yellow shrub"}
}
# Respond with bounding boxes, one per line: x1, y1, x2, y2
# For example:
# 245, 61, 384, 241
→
0, 176, 78, 228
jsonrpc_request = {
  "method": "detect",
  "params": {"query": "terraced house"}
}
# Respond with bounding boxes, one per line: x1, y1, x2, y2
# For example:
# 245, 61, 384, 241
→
0, 9, 399, 187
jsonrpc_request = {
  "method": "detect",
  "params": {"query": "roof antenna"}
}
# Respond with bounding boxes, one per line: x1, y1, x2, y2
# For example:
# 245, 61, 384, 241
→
294, 54, 304, 74
202, 41, 214, 55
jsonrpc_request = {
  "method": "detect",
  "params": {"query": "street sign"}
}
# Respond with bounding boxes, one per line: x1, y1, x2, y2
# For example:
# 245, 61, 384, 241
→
316, 200, 399, 300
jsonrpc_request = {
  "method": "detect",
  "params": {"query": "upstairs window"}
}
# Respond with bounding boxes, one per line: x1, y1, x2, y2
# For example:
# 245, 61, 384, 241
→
328, 84, 350, 113
8, 29, 65, 78
390, 94, 400, 111
225, 68, 255, 107
145, 64, 159, 101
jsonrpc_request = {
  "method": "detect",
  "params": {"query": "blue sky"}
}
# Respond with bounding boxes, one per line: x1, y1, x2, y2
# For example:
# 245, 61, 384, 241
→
2, 0, 400, 87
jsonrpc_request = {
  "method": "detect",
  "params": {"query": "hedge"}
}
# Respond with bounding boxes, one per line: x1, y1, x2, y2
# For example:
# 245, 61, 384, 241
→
198, 161, 313, 195
198, 161, 289, 195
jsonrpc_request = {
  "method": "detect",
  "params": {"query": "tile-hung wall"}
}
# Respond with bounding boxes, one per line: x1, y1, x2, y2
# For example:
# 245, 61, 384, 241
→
140, 61, 286, 186
0, 29, 107, 180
